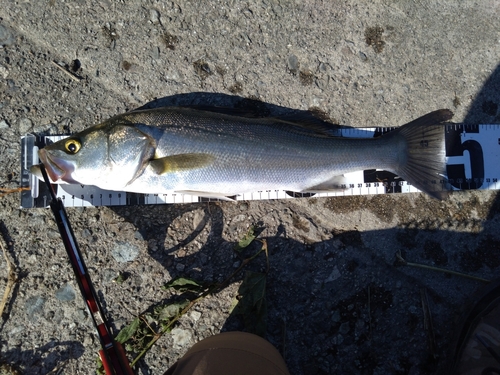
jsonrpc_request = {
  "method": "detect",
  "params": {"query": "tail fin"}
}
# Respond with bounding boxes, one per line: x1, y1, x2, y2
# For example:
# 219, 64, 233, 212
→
391, 109, 453, 200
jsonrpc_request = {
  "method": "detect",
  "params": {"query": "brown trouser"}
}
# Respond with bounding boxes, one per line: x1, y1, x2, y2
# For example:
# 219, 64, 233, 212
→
163, 331, 291, 375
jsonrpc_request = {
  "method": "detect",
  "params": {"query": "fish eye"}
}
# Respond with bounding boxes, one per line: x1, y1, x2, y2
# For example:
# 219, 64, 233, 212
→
64, 139, 81, 154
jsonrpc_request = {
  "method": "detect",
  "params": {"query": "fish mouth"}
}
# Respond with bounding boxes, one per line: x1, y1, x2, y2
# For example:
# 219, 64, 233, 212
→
37, 148, 70, 182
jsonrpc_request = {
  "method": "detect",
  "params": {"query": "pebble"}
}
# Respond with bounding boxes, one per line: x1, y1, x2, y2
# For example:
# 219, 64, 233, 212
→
9, 325, 24, 335
287, 55, 299, 73
18, 117, 33, 134
0, 120, 9, 129
176, 263, 185, 272
76, 308, 87, 320
199, 253, 208, 265
231, 214, 246, 223
111, 241, 140, 263
150, 9, 160, 24
0, 64, 8, 79
55, 283, 76, 301
339, 321, 350, 335
102, 268, 118, 283
33, 123, 58, 135
192, 210, 206, 230
47, 229, 61, 239
53, 309, 64, 324
331, 310, 341, 323
171, 328, 192, 348
81, 228, 92, 238
25, 295, 46, 317
190, 310, 201, 322
0, 24, 15, 47
325, 266, 341, 282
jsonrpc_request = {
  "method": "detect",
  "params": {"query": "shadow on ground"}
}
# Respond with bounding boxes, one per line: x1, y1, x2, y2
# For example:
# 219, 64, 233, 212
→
4, 65, 500, 374
119, 63, 500, 374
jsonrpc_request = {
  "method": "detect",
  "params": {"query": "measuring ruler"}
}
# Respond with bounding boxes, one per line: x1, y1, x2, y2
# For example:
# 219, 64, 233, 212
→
20, 123, 500, 208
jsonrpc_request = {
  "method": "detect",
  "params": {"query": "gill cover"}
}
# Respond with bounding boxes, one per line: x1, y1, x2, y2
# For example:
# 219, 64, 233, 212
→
106, 124, 157, 186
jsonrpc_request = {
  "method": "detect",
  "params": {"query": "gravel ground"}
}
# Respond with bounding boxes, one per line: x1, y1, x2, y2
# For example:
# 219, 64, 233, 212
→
1, 1, 500, 374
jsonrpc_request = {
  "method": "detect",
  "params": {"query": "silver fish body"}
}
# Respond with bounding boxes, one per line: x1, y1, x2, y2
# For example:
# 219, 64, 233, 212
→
33, 107, 453, 199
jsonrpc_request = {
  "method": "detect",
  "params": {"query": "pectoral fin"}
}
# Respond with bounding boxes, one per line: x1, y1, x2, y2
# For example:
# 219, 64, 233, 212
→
149, 153, 215, 175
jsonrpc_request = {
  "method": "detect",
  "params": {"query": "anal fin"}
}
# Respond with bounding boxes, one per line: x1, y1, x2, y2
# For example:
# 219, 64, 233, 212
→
301, 175, 347, 193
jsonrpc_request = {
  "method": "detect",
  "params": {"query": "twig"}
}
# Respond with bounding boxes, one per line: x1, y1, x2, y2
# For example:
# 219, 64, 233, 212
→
421, 288, 437, 360
0, 240, 16, 318
367, 286, 372, 338
261, 239, 269, 273
0, 187, 30, 198
46, 361, 68, 374
395, 251, 490, 283
281, 317, 287, 358
128, 240, 269, 367
51, 61, 83, 82
130, 295, 202, 368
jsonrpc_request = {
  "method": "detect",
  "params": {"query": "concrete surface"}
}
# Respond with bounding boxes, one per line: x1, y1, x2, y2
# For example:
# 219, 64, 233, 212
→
1, 1, 500, 374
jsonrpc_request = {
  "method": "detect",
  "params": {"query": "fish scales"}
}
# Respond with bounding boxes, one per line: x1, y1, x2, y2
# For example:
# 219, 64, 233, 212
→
123, 108, 399, 194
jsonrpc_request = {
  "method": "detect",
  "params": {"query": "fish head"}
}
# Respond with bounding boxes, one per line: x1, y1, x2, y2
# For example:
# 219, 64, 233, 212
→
34, 121, 156, 189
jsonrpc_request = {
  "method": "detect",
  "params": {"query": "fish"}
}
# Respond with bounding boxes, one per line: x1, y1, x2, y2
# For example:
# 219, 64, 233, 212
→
31, 106, 454, 200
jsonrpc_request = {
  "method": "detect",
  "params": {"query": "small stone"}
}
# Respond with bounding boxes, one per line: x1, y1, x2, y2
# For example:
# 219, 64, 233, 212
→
334, 334, 344, 345
190, 310, 202, 322
53, 309, 64, 324
171, 328, 192, 348
102, 268, 118, 283
81, 228, 92, 238
325, 266, 341, 282
199, 253, 208, 265
47, 229, 61, 239
33, 123, 58, 135
231, 214, 246, 223
134, 231, 144, 240
55, 283, 76, 301
339, 322, 350, 335
18, 118, 33, 133
287, 55, 299, 73
0, 24, 15, 47
25, 295, 46, 317
331, 310, 341, 323
150, 9, 160, 24
192, 210, 206, 230
112, 241, 140, 262
0, 64, 8, 78
0, 120, 9, 129
10, 325, 24, 335
76, 308, 87, 320
176, 263, 185, 272
355, 319, 365, 331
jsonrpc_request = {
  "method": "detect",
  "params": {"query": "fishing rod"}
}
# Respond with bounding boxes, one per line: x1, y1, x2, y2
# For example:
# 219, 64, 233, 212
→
39, 164, 134, 375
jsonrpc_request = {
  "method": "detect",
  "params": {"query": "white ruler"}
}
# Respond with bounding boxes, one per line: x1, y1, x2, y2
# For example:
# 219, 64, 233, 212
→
20, 124, 500, 208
